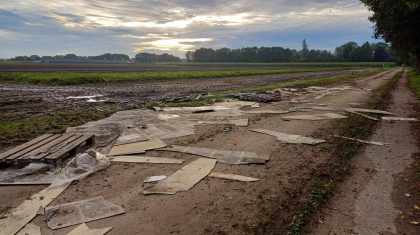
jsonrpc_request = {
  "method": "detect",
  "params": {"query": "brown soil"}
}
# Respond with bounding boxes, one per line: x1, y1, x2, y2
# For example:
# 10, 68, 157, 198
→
0, 70, 356, 120
311, 70, 419, 235
1, 69, 413, 235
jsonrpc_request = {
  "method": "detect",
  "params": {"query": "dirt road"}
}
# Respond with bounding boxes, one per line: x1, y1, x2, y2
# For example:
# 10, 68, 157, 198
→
312, 70, 419, 235
0, 69, 357, 120
0, 68, 407, 234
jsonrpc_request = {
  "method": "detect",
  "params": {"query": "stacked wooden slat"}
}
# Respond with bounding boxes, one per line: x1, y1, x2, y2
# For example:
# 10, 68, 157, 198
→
0, 134, 94, 164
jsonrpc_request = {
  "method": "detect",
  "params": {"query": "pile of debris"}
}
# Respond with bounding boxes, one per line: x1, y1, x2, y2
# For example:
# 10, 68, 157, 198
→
0, 82, 418, 234
231, 90, 282, 103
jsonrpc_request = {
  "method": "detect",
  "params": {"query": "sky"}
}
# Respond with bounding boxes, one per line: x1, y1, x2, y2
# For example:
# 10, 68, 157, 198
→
0, 0, 380, 58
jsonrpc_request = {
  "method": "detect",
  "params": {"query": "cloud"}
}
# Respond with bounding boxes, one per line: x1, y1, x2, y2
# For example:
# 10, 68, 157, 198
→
0, 0, 376, 58
135, 38, 213, 51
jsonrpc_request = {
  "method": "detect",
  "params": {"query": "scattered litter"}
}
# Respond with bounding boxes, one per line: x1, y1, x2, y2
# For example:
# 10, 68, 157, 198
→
108, 137, 166, 156
282, 113, 347, 121
144, 158, 216, 195
223, 127, 232, 133
346, 110, 379, 121
0, 182, 71, 235
382, 117, 418, 122
410, 221, 419, 225
158, 145, 269, 165
333, 135, 388, 146
45, 196, 125, 230
144, 175, 167, 183
345, 108, 394, 116
110, 155, 183, 164
67, 223, 113, 235
209, 172, 260, 182
251, 129, 325, 145
51, 150, 110, 186
16, 223, 41, 235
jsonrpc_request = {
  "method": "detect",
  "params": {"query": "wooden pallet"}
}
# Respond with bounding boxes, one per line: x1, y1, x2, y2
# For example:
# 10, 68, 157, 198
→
0, 134, 94, 165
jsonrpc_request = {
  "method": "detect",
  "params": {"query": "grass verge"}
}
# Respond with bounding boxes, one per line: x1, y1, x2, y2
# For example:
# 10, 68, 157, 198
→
0, 106, 119, 149
0, 68, 359, 85
408, 68, 420, 99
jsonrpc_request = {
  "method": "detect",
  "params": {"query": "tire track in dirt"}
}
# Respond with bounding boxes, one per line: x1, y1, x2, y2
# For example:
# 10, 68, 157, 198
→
311, 70, 419, 235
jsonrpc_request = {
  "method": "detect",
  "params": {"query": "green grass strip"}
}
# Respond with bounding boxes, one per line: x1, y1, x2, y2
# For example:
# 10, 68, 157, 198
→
0, 68, 360, 85
408, 68, 420, 99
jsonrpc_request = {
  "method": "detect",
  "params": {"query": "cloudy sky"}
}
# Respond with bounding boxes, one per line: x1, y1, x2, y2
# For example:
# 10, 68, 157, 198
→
0, 0, 379, 58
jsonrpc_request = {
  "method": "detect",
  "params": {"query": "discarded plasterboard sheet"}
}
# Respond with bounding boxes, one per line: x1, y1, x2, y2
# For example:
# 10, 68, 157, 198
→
67, 223, 113, 235
216, 101, 260, 109
345, 108, 394, 116
108, 138, 166, 156
382, 117, 418, 122
251, 129, 326, 145
304, 106, 337, 111
209, 172, 260, 182
114, 134, 149, 146
346, 111, 379, 121
244, 110, 291, 114
197, 118, 248, 127
144, 158, 216, 195
110, 155, 183, 164
333, 135, 388, 146
154, 106, 229, 112
16, 223, 41, 235
282, 113, 347, 121
158, 145, 269, 165
158, 114, 181, 121
144, 175, 167, 183
45, 196, 125, 230
0, 182, 71, 235
143, 123, 196, 140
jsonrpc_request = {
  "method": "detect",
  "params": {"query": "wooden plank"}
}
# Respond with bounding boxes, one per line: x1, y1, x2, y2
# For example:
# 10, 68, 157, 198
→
5, 135, 62, 161
0, 134, 53, 160
21, 134, 74, 160
45, 135, 93, 160
27, 135, 82, 160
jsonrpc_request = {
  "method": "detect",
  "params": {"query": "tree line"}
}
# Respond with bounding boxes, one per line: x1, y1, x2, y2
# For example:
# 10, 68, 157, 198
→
186, 40, 399, 63
9, 53, 181, 63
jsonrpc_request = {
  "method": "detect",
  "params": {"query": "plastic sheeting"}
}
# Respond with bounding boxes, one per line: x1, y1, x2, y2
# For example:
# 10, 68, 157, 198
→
51, 150, 109, 187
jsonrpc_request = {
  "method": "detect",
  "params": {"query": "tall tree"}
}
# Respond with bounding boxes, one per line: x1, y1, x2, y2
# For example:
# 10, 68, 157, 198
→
360, 0, 420, 71
300, 39, 310, 61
